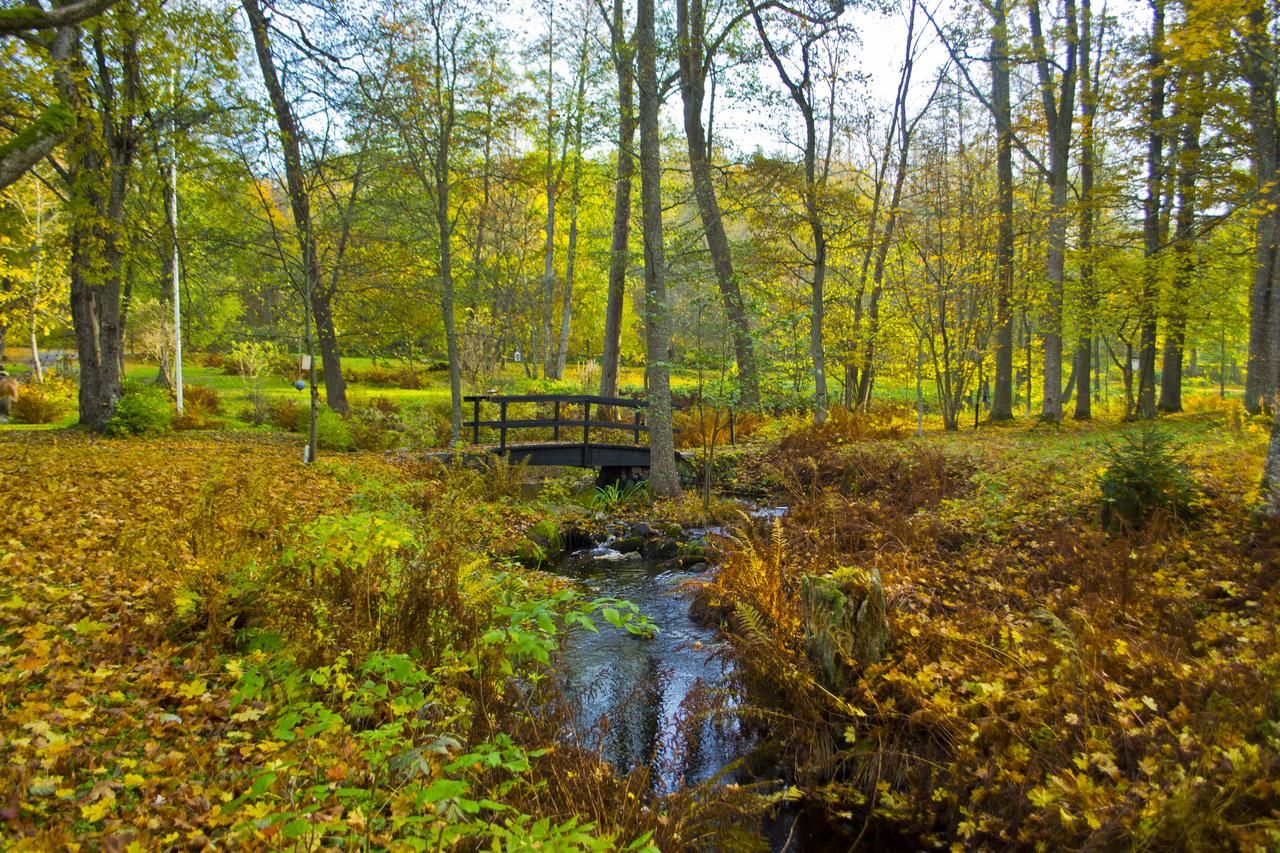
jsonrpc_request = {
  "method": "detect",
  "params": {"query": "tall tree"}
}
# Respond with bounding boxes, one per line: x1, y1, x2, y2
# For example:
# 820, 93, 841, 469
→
1072, 0, 1101, 420
854, 0, 934, 410
382, 0, 471, 443
63, 1, 146, 429
988, 0, 1016, 420
675, 0, 760, 407
1158, 54, 1206, 413
637, 0, 679, 496
597, 0, 634, 401
1028, 0, 1079, 423
752, 3, 845, 424
1243, 0, 1279, 415
1137, 0, 1166, 419
554, 12, 593, 378
242, 0, 349, 420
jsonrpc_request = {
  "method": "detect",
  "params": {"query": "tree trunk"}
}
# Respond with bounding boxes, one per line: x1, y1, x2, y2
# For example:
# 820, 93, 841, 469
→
244, 0, 346, 429
312, 292, 346, 412
66, 17, 137, 430
857, 0, 921, 411
1029, 0, 1078, 424
556, 32, 591, 379
807, 155, 828, 425
990, 0, 1015, 421
676, 0, 759, 408
1244, 2, 1279, 415
751, 8, 828, 423
541, 183, 557, 377
599, 0, 634, 401
1137, 0, 1165, 419
1073, 0, 1097, 420
1262, 406, 1280, 518
1159, 66, 1205, 413
638, 0, 680, 497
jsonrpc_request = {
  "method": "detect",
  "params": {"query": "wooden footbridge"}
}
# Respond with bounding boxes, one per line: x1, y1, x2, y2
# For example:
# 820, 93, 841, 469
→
463, 393, 670, 482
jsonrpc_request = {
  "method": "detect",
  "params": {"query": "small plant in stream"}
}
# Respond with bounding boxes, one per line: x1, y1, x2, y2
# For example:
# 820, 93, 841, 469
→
590, 480, 648, 511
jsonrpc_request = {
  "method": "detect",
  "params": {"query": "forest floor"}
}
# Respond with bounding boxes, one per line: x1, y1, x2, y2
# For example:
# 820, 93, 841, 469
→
1, 403, 1277, 849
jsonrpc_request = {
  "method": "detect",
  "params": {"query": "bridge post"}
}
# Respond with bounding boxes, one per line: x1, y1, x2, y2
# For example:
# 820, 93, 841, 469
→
633, 409, 641, 444
729, 409, 736, 446
499, 400, 508, 453
582, 400, 591, 467
471, 398, 481, 444
553, 400, 561, 441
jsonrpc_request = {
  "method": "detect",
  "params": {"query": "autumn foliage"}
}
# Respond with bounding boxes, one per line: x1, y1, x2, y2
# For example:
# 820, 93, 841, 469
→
0, 433, 670, 848
703, 413, 1280, 848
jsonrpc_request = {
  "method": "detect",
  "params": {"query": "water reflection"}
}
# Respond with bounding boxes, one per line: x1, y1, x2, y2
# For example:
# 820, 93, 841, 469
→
557, 546, 742, 793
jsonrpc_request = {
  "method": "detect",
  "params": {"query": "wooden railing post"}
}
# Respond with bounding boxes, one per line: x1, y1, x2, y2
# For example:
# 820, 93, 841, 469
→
472, 398, 481, 444
729, 409, 736, 446
499, 400, 508, 454
582, 401, 591, 465
633, 409, 642, 444
553, 400, 561, 441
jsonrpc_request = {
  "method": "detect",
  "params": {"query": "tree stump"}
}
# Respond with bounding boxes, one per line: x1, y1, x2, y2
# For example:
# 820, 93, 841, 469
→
801, 568, 890, 692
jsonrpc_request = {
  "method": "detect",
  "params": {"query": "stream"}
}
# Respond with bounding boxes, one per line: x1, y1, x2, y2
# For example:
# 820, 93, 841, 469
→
552, 512, 861, 850
556, 530, 743, 795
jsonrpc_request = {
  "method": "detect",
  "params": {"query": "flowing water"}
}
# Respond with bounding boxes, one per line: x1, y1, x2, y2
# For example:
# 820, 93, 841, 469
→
556, 537, 744, 794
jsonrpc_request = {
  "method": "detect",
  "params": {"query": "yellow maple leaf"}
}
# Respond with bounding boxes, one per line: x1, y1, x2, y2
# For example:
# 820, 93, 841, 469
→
80, 800, 113, 822
177, 679, 207, 699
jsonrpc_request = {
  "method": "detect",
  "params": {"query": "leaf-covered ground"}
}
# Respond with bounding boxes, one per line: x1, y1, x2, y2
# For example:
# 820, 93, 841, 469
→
704, 404, 1280, 849
0, 431, 708, 850
4, 410, 1280, 850
0, 433, 387, 846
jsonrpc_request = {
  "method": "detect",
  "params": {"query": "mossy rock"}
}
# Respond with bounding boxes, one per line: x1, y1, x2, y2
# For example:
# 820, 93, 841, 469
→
613, 536, 645, 554
508, 538, 544, 568
679, 541, 707, 563
529, 519, 561, 556
641, 537, 679, 561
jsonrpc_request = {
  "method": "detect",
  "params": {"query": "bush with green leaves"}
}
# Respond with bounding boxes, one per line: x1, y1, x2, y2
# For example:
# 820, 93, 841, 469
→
1098, 424, 1202, 531
104, 382, 173, 437
308, 406, 355, 451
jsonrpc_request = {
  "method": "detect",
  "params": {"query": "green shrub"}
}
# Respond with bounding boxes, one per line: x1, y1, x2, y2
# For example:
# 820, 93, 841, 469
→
225, 340, 283, 378
349, 404, 401, 451
174, 396, 221, 431
105, 382, 173, 437
358, 364, 397, 386
311, 407, 355, 451
398, 401, 453, 449
1099, 424, 1203, 531
264, 397, 304, 431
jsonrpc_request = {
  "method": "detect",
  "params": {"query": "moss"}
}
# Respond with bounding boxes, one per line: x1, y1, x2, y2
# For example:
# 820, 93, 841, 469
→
0, 101, 74, 162
0, 5, 52, 30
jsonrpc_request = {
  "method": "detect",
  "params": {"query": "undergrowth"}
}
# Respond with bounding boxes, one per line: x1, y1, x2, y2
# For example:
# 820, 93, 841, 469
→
0, 432, 757, 849
702, 416, 1280, 849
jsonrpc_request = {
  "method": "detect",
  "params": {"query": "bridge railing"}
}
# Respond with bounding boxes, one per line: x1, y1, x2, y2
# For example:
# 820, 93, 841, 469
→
462, 394, 649, 454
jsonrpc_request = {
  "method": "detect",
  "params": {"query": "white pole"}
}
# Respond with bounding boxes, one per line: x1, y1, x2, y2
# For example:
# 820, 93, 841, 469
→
170, 76, 183, 413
